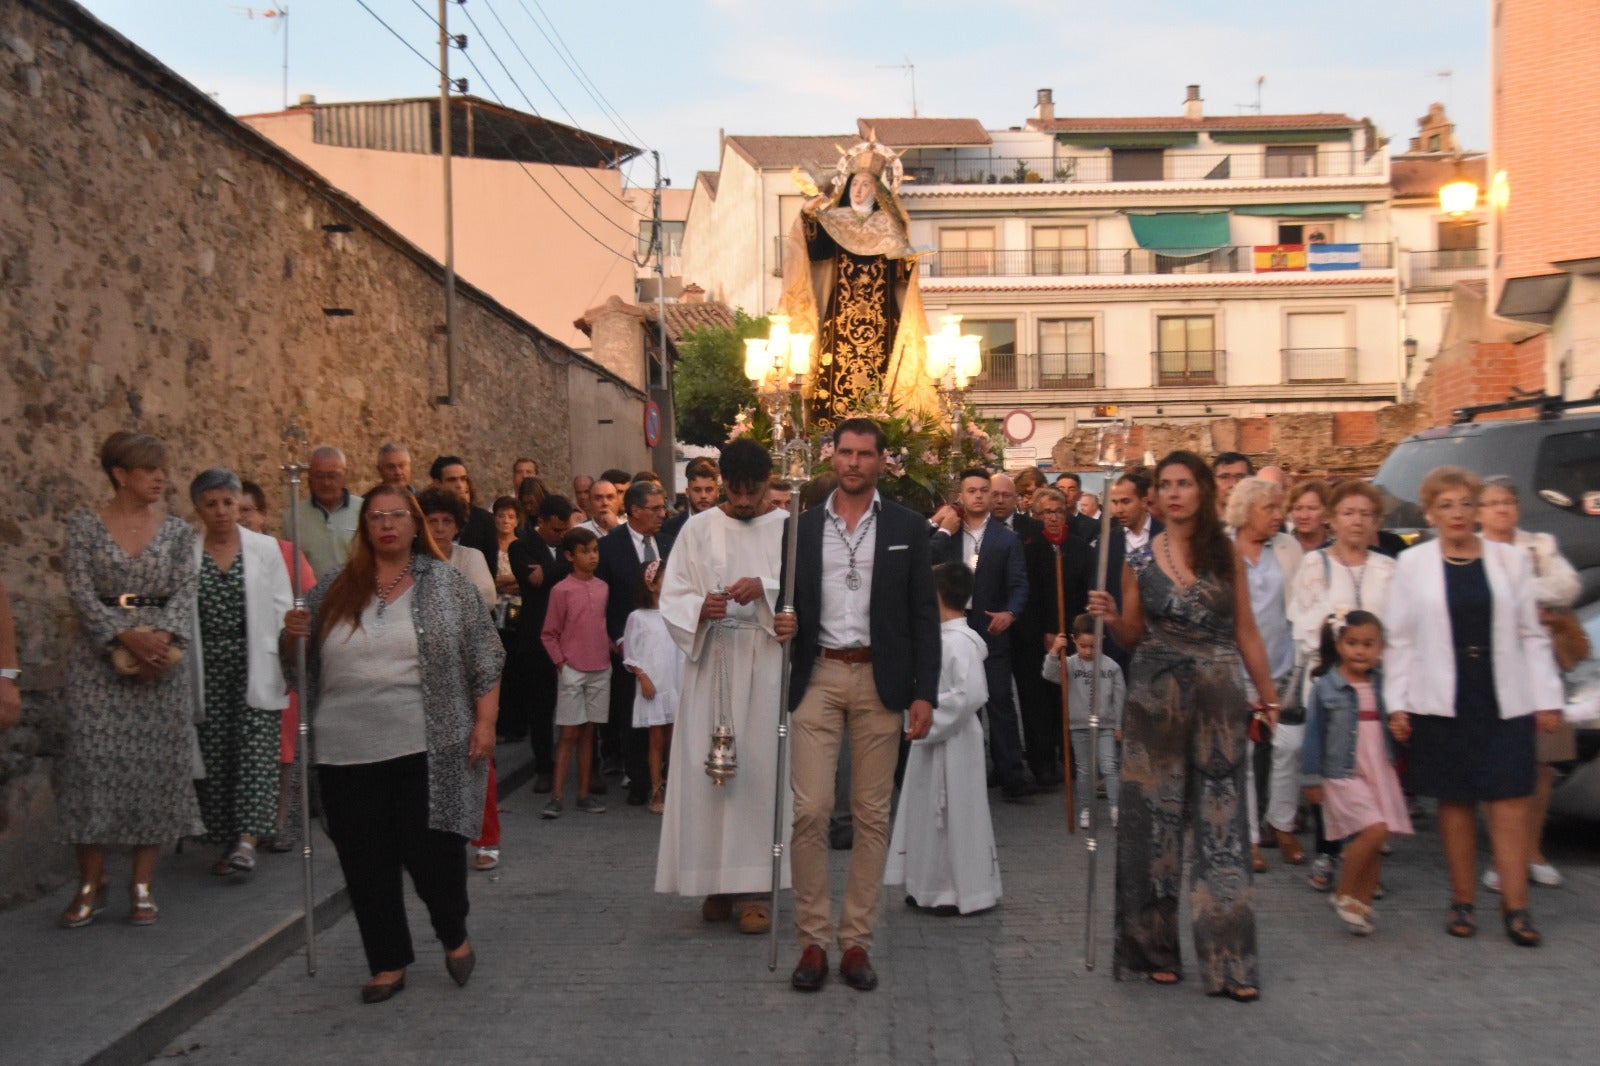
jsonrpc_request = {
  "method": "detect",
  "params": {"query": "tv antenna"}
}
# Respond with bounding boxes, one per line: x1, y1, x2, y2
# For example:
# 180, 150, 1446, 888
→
1236, 74, 1264, 115
878, 58, 917, 117
236, 5, 289, 110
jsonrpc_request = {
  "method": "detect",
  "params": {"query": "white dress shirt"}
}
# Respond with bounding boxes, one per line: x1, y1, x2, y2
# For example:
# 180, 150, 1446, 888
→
818, 490, 879, 649
625, 521, 659, 564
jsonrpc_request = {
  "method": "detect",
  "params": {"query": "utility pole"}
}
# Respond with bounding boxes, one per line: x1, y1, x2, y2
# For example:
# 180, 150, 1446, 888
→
651, 150, 677, 480
437, 0, 458, 404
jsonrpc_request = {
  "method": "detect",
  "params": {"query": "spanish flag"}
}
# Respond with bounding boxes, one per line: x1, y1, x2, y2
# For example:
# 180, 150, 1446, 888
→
1253, 244, 1306, 272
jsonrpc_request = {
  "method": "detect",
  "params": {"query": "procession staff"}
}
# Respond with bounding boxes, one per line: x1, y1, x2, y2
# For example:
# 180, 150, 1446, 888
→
654, 441, 794, 934
786, 418, 940, 993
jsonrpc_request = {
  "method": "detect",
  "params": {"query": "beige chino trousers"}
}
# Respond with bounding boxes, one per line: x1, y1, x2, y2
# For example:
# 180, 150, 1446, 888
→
790, 658, 905, 952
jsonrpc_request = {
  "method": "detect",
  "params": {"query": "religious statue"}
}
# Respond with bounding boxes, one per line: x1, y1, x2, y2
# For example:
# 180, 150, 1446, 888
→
779, 136, 938, 429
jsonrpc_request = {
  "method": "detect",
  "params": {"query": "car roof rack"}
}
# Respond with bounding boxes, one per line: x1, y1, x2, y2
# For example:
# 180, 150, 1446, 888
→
1451, 389, 1600, 424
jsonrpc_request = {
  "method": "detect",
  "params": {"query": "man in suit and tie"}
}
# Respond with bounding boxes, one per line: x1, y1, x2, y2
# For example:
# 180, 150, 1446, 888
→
596, 480, 674, 806
990, 472, 1041, 544
931, 468, 1032, 801
787, 418, 940, 994
1098, 472, 1163, 672
992, 472, 1045, 773
1054, 472, 1102, 544
509, 495, 576, 793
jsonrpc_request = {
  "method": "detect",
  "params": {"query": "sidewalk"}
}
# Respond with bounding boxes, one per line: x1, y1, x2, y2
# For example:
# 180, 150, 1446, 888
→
0, 741, 533, 1066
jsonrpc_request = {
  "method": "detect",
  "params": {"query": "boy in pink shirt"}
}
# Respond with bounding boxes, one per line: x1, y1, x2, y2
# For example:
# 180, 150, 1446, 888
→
540, 527, 611, 818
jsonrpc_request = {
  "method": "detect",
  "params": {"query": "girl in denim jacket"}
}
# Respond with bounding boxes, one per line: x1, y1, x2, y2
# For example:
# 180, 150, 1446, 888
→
1301, 611, 1412, 936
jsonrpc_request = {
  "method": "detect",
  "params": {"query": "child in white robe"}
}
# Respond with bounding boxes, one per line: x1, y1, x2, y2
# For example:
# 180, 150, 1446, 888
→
885, 562, 1001, 915
622, 561, 683, 814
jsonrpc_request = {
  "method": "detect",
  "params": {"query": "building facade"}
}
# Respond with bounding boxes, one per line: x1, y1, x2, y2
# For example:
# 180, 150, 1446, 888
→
683, 88, 1475, 468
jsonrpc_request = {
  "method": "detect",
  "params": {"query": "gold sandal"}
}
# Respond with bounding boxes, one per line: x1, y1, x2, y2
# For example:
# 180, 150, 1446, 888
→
59, 878, 110, 929
129, 883, 159, 926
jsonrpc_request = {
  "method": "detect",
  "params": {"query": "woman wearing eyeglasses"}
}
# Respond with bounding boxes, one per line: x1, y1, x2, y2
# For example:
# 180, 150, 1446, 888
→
1383, 467, 1564, 947
282, 486, 504, 1003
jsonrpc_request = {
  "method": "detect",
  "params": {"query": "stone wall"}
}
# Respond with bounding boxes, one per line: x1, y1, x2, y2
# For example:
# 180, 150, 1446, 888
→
1049, 402, 1431, 480
0, 0, 642, 905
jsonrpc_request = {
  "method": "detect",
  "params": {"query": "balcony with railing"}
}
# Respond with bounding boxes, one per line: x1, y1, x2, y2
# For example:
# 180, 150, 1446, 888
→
972, 350, 1019, 390
1406, 248, 1486, 290
1152, 350, 1225, 387
924, 244, 1393, 279
1036, 350, 1102, 390
1282, 347, 1357, 383
900, 148, 1383, 187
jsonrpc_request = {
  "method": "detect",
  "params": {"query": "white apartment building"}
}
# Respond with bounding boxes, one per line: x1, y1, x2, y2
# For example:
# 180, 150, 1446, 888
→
684, 87, 1477, 465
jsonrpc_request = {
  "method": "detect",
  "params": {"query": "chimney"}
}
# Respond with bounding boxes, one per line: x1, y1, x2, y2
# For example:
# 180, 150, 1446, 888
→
1034, 88, 1055, 123
1183, 84, 1202, 121
296, 93, 316, 108
680, 283, 706, 305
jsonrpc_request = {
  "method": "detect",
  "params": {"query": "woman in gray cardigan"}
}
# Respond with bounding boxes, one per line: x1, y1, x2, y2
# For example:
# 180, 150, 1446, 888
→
283, 486, 503, 1003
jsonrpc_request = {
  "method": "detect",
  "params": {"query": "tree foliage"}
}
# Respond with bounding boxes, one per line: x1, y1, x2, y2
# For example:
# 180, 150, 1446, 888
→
671, 310, 765, 446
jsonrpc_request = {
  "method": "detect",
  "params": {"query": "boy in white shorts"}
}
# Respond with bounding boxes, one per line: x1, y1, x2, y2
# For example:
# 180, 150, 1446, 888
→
540, 526, 612, 818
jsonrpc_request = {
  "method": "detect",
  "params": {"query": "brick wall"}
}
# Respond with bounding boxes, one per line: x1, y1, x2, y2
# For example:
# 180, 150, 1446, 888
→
0, 0, 636, 904
1495, 0, 1600, 284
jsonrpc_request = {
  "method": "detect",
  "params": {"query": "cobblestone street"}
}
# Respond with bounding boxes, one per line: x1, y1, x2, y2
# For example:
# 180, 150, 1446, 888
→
160, 782, 1598, 1065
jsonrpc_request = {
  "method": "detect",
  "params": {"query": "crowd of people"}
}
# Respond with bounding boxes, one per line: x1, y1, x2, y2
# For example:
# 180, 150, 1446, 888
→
6, 423, 1588, 1006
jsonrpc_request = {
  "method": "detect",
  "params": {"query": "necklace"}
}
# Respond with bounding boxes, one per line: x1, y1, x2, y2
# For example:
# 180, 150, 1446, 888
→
375, 563, 412, 617
1444, 554, 1478, 567
1158, 533, 1194, 589
827, 507, 877, 591
963, 519, 987, 570
1332, 545, 1367, 609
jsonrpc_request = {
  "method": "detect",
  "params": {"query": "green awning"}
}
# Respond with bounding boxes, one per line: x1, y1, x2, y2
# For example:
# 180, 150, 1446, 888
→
1126, 211, 1230, 256
1233, 203, 1365, 217
1208, 129, 1352, 145
1056, 131, 1199, 149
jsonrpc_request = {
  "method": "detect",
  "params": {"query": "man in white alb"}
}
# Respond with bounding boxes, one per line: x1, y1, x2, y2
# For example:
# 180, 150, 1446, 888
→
655, 440, 796, 933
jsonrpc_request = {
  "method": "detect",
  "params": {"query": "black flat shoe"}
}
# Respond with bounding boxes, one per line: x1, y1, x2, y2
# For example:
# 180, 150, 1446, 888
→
446, 944, 476, 986
361, 974, 406, 1004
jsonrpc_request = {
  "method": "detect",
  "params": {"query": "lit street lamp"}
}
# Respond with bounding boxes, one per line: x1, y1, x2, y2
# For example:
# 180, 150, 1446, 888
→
923, 313, 983, 468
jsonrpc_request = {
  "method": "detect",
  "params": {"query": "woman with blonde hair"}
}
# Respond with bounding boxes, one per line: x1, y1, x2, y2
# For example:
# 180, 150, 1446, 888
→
1384, 466, 1564, 947
59, 432, 201, 928
282, 486, 503, 1002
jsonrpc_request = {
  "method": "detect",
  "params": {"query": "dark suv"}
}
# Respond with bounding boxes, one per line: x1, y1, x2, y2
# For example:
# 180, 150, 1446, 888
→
1372, 399, 1600, 608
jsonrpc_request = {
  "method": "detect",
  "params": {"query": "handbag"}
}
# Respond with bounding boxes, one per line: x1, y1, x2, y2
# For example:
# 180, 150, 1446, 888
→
1277, 654, 1312, 725
109, 626, 184, 677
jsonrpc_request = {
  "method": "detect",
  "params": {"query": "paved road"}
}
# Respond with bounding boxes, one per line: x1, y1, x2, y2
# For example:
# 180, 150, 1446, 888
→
159, 784, 1598, 1066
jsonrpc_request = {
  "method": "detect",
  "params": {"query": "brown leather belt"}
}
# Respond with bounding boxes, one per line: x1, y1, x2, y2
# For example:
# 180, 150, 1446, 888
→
819, 646, 871, 664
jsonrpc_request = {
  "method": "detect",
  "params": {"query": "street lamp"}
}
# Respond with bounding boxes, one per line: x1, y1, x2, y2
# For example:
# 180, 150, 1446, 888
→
1439, 177, 1478, 218
923, 313, 983, 469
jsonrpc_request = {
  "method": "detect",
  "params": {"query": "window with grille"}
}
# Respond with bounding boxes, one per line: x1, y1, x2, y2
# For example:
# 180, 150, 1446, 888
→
1156, 315, 1218, 385
1031, 225, 1088, 274
938, 227, 996, 276
1038, 319, 1096, 388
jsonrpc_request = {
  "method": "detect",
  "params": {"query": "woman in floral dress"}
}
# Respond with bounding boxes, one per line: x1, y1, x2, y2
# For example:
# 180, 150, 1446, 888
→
59, 432, 201, 928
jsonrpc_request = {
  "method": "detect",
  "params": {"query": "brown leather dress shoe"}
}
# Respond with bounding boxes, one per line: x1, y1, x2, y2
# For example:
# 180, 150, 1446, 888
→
839, 946, 878, 991
791, 945, 827, 992
735, 900, 771, 934
701, 894, 733, 922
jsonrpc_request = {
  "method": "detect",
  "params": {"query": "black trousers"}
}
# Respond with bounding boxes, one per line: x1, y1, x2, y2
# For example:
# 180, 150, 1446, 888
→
319, 754, 469, 975
983, 651, 1027, 790
1013, 645, 1057, 780
527, 653, 557, 775
606, 654, 650, 803
496, 628, 529, 739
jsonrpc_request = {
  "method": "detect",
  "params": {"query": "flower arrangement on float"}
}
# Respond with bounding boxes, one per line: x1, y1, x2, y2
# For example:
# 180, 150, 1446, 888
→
727, 394, 1002, 513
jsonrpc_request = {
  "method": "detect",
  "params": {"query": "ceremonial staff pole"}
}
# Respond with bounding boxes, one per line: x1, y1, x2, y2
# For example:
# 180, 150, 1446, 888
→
1083, 419, 1129, 971
740, 316, 814, 972
281, 424, 317, 976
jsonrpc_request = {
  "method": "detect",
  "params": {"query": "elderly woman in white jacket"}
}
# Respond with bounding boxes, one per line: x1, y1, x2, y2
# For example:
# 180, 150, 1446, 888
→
190, 468, 293, 876
1384, 467, 1564, 948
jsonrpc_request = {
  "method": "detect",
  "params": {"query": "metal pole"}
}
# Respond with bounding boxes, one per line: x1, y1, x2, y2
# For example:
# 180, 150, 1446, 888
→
1082, 486, 1116, 971
282, 432, 316, 976
768, 471, 802, 972
438, 0, 458, 404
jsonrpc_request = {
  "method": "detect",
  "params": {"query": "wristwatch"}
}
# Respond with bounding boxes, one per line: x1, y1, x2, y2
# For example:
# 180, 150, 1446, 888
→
0, 668, 19, 682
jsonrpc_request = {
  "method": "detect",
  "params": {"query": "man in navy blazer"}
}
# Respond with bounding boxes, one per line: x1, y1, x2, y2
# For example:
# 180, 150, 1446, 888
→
930, 468, 1031, 800
787, 418, 940, 995
596, 480, 674, 805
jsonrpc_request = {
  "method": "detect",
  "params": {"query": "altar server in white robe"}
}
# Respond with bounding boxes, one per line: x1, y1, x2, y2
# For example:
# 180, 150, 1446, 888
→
886, 561, 1002, 915
655, 440, 796, 934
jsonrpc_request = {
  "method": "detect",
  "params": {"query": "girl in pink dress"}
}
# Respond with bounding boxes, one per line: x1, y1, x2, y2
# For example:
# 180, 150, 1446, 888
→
1301, 611, 1413, 936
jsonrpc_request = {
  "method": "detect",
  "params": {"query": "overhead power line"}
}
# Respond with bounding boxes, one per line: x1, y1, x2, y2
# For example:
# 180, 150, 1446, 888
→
515, 0, 652, 152
349, 0, 636, 264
